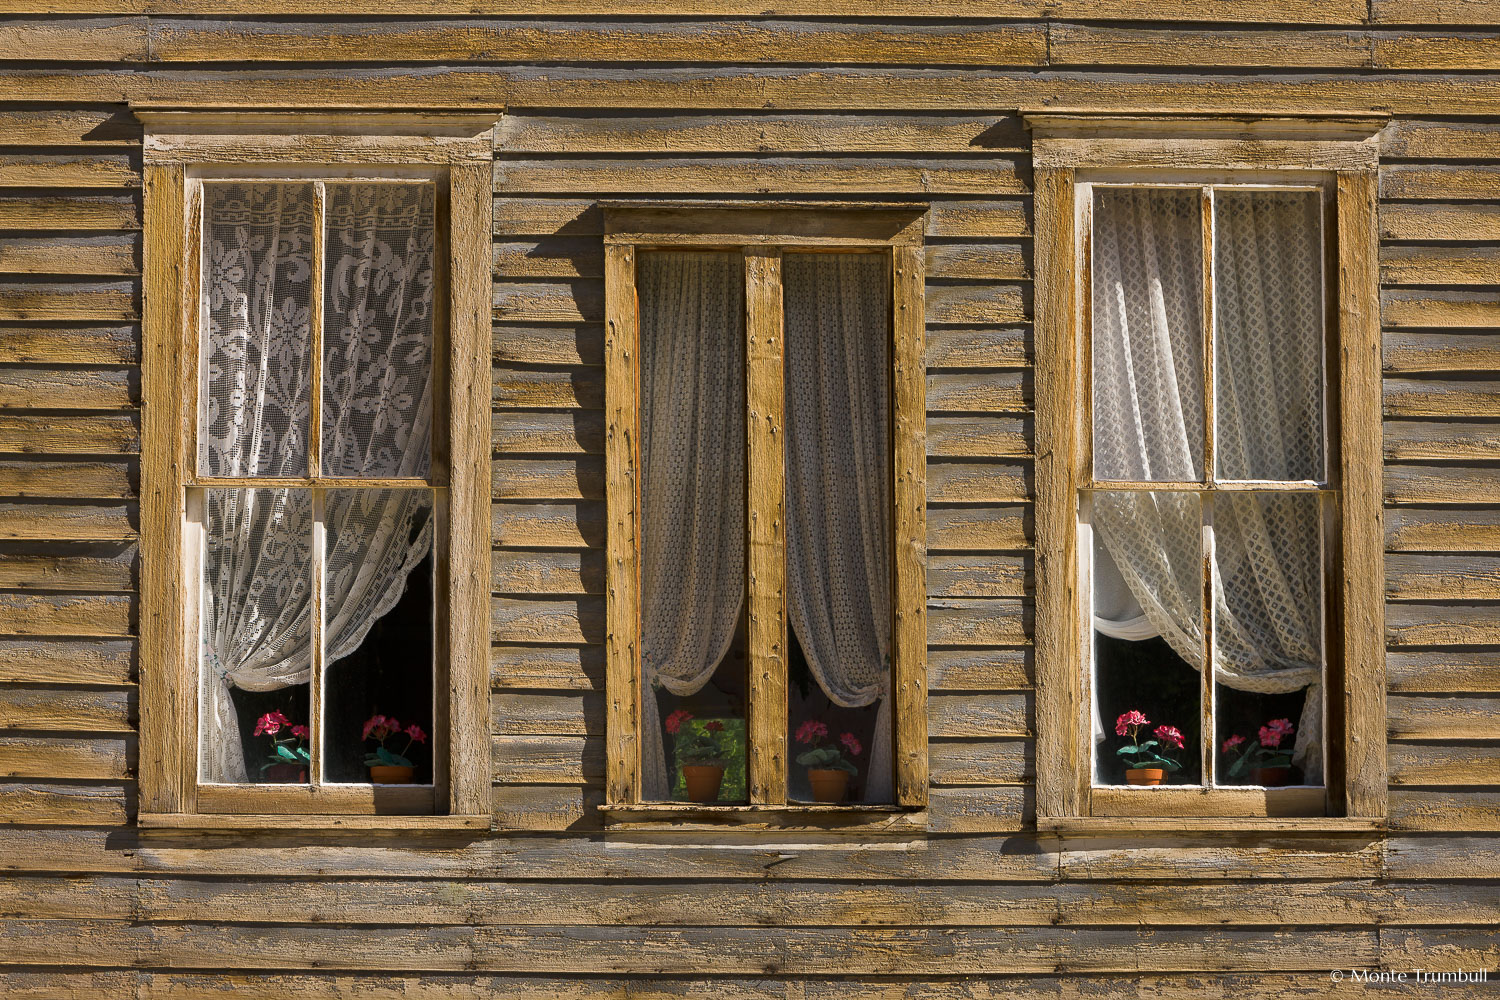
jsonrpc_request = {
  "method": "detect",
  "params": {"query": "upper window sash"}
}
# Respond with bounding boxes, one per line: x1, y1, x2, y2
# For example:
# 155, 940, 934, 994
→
1026, 112, 1388, 830
599, 204, 929, 818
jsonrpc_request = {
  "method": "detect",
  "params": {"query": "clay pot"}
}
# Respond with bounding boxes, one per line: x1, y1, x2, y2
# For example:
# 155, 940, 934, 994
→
1253, 766, 1293, 787
263, 763, 307, 784
681, 764, 725, 803
369, 765, 415, 784
1125, 767, 1166, 786
808, 768, 851, 803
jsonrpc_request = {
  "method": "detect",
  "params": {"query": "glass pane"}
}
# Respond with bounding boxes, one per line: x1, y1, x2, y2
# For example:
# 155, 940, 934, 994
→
638, 252, 747, 803
1214, 190, 1325, 482
1091, 490, 1203, 786
783, 253, 892, 804
322, 488, 435, 784
1091, 188, 1205, 483
1213, 491, 1324, 787
199, 488, 314, 784
322, 183, 436, 479
199, 183, 316, 478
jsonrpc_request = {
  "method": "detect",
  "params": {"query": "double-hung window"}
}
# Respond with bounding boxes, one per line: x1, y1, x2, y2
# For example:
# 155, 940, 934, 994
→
1029, 113, 1388, 827
138, 112, 495, 825
600, 205, 929, 816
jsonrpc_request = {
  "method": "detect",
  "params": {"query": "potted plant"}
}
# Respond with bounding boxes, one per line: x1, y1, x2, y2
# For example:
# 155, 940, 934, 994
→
1114, 710, 1185, 785
666, 710, 731, 803
793, 719, 862, 803
362, 714, 427, 784
254, 711, 310, 783
1221, 718, 1297, 786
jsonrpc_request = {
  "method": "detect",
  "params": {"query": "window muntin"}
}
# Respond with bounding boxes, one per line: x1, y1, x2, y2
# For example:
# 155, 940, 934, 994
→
192, 177, 441, 809
1083, 182, 1330, 796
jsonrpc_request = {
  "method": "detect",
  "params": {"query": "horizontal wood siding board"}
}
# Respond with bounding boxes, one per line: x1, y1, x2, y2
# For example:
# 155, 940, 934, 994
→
1388, 650, 1500, 693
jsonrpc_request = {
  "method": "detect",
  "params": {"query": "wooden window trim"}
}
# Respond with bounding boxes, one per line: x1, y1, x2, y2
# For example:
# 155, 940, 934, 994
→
136, 108, 500, 826
1027, 112, 1388, 826
600, 202, 929, 821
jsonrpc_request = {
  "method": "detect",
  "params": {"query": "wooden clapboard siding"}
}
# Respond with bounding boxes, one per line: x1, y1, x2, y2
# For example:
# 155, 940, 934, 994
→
0, 12, 1496, 998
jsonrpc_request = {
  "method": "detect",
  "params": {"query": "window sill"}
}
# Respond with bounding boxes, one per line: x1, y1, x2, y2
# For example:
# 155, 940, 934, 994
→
598, 803, 926, 833
137, 813, 491, 831
1037, 815, 1384, 836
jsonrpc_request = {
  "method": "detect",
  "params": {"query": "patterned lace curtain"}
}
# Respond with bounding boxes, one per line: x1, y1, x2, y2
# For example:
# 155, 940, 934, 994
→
638, 252, 747, 801
198, 182, 435, 783
1091, 188, 1325, 781
784, 254, 893, 803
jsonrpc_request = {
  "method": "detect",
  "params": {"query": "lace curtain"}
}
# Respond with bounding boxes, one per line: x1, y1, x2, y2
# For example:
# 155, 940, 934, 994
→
638, 252, 747, 801
1090, 188, 1326, 781
784, 254, 894, 803
198, 182, 435, 783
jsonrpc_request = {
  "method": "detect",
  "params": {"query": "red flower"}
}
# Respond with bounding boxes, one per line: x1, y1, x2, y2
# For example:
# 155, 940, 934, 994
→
1259, 718, 1295, 749
794, 719, 829, 745
840, 732, 863, 757
1153, 724, 1185, 750
1114, 710, 1150, 737
404, 724, 427, 745
253, 711, 289, 737
362, 715, 399, 741
1221, 734, 1246, 753
290, 725, 309, 740
664, 709, 693, 736
704, 721, 724, 734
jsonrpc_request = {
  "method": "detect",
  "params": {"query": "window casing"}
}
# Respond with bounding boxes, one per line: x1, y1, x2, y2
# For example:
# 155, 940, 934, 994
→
1028, 114, 1388, 828
600, 204, 930, 818
137, 112, 497, 827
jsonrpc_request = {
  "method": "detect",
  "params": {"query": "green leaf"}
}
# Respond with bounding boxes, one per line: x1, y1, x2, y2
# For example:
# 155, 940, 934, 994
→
295, 748, 311, 763
375, 746, 413, 767
276, 745, 298, 763
1115, 745, 1141, 756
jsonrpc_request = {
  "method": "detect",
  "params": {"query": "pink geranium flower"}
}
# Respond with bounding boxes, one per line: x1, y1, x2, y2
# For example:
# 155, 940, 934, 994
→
1222, 734, 1246, 753
290, 724, 309, 740
404, 724, 427, 745
794, 719, 829, 745
1114, 710, 1150, 737
664, 709, 693, 736
840, 732, 862, 757
1259, 718, 1294, 749
253, 710, 289, 737
1153, 724, 1185, 750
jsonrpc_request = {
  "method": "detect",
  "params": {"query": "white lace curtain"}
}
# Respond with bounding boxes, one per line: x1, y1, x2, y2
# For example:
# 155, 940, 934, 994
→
784, 254, 893, 803
638, 252, 747, 801
198, 182, 435, 783
1090, 188, 1326, 781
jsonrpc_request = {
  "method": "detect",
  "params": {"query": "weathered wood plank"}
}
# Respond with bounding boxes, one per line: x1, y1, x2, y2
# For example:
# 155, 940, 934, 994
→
0, 545, 135, 591
148, 19, 1049, 67
492, 411, 604, 455
1386, 506, 1500, 552
1388, 695, 1500, 740
1387, 553, 1500, 600
1383, 420, 1500, 462
0, 368, 134, 410
0, 688, 133, 733
492, 644, 602, 692
1382, 289, 1500, 329
1389, 743, 1500, 786
493, 280, 601, 324
491, 596, 603, 645
1383, 379, 1500, 418
493, 366, 602, 409
1388, 650, 1500, 693
928, 504, 1029, 551
928, 692, 1030, 738
0, 154, 138, 192
0, 783, 128, 826
1389, 792, 1500, 832
0, 737, 129, 781
927, 416, 1029, 458
1375, 31, 1500, 69
1059, 839, 1383, 881
1375, 0, 1500, 24
0, 282, 137, 322
0, 503, 136, 542
492, 459, 602, 501
0, 109, 139, 147
492, 691, 603, 737
926, 283, 1028, 325
492, 735, 601, 784
502, 113, 1029, 154
927, 598, 1027, 647
1382, 201, 1500, 242
0, 236, 138, 277
0, 18, 146, 61
926, 371, 1028, 413
493, 323, 602, 366
1388, 603, 1500, 646
0, 194, 138, 232
1381, 244, 1500, 286
0, 415, 139, 457
929, 740, 1031, 785
492, 549, 602, 596
0, 327, 139, 366
0, 460, 134, 499
0, 593, 132, 637
1384, 119, 1500, 159
927, 648, 1031, 691
929, 553, 1027, 598
1052, 25, 1370, 68
926, 461, 1030, 503
1385, 464, 1500, 504
0, 639, 133, 685
1382, 164, 1500, 201
927, 786, 1029, 833
926, 326, 1029, 368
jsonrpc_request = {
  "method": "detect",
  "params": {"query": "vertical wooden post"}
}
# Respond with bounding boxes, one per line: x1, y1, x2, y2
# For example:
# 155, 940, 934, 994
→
745, 247, 788, 806
603, 242, 641, 805
1199, 187, 1217, 785
1336, 169, 1386, 819
139, 163, 191, 814
445, 161, 494, 817
891, 243, 928, 807
1033, 166, 1085, 819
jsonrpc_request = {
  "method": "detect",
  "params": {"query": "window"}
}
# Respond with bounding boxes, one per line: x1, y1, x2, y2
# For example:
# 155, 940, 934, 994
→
137, 112, 497, 826
600, 204, 929, 817
1028, 113, 1388, 827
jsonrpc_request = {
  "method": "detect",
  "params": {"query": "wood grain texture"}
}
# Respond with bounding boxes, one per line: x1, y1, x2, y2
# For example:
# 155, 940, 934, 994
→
892, 242, 928, 807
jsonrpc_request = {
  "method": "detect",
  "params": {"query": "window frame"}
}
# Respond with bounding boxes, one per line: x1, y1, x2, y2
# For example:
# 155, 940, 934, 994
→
599, 203, 930, 821
136, 110, 499, 829
1027, 112, 1388, 831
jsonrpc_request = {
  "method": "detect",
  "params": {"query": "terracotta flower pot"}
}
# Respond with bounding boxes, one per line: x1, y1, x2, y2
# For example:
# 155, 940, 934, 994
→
1253, 766, 1292, 787
682, 763, 725, 803
1125, 767, 1166, 786
263, 763, 307, 784
369, 764, 415, 784
808, 768, 850, 803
